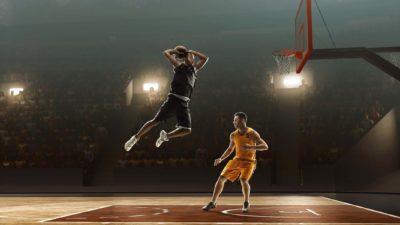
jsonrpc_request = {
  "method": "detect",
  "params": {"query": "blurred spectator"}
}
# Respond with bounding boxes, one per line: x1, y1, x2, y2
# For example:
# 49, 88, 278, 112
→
360, 113, 374, 132
195, 147, 209, 168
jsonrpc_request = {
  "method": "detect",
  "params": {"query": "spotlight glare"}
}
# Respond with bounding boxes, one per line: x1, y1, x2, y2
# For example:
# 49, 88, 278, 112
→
9, 87, 24, 96
143, 83, 159, 92
282, 74, 302, 88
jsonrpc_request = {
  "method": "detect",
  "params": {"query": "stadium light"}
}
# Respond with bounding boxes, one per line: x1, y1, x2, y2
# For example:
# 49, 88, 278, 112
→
143, 83, 159, 92
282, 73, 303, 89
9, 88, 24, 96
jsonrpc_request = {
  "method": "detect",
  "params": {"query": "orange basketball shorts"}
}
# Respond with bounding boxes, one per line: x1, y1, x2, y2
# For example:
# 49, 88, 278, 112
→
220, 158, 256, 182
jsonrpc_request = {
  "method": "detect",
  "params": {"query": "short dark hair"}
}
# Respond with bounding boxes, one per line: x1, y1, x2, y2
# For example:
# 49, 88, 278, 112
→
234, 112, 247, 122
175, 45, 188, 59
176, 52, 188, 59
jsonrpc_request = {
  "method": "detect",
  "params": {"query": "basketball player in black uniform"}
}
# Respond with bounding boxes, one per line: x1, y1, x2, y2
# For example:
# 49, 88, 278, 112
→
124, 46, 209, 151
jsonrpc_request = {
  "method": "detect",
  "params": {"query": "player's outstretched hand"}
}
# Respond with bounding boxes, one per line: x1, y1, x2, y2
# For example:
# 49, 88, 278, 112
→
214, 158, 222, 166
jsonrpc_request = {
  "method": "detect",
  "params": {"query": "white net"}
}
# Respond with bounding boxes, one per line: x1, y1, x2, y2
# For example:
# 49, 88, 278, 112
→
272, 50, 296, 75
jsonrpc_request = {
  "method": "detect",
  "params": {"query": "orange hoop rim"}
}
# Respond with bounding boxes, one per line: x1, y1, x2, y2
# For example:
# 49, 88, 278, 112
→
272, 49, 301, 59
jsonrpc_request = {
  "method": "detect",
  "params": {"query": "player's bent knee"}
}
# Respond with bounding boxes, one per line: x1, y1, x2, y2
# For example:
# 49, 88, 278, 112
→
240, 178, 249, 184
149, 119, 160, 126
180, 127, 191, 134
218, 176, 227, 184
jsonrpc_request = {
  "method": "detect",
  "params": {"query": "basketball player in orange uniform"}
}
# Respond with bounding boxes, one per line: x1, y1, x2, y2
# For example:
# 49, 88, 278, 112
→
203, 112, 268, 212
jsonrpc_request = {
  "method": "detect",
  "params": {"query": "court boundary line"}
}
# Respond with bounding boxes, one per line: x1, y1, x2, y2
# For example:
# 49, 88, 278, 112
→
36, 222, 400, 224
221, 207, 321, 218
38, 204, 112, 223
38, 202, 400, 224
321, 196, 400, 219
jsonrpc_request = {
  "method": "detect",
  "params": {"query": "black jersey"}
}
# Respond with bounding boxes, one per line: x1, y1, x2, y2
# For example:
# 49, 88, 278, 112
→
170, 63, 197, 99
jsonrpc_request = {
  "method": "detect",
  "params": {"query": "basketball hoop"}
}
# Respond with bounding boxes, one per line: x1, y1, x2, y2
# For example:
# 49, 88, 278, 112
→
272, 49, 301, 75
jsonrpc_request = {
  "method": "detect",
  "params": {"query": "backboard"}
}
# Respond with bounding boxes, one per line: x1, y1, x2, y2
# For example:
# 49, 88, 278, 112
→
295, 0, 313, 73
273, 0, 400, 79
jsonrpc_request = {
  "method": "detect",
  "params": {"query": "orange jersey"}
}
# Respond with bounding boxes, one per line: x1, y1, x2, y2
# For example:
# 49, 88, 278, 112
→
233, 127, 256, 161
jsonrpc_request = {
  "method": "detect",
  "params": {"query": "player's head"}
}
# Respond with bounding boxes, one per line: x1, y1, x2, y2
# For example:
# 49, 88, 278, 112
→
174, 45, 194, 65
233, 112, 247, 129
175, 45, 188, 59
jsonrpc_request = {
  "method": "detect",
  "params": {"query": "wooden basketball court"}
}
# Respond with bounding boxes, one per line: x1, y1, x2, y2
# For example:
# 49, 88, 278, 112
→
0, 195, 399, 224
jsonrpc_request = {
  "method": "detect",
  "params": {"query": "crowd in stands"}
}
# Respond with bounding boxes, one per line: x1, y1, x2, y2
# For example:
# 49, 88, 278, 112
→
0, 72, 125, 170
1, 69, 399, 171
298, 74, 400, 164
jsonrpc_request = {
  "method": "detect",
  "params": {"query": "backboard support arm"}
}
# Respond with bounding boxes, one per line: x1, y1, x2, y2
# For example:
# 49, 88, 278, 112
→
309, 47, 400, 81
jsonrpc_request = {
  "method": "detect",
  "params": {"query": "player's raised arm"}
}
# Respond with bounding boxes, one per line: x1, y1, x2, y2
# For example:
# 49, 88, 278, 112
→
214, 132, 235, 166
163, 49, 181, 67
188, 50, 209, 71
